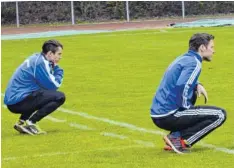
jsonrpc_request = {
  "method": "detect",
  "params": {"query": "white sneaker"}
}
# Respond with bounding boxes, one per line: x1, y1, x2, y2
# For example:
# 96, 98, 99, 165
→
14, 120, 34, 135
25, 120, 47, 135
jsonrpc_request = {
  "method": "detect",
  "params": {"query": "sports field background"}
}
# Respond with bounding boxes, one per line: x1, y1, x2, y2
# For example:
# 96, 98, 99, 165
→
1, 26, 234, 168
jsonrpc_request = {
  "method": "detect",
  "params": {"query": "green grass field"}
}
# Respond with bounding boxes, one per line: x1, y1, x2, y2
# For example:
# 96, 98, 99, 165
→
1, 27, 234, 168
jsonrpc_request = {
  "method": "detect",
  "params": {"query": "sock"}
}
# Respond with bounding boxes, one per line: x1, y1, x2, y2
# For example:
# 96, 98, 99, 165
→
170, 131, 181, 137
17, 119, 25, 125
26, 120, 36, 125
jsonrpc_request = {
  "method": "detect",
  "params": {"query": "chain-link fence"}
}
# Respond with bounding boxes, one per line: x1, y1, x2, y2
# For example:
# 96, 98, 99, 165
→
1, 1, 234, 27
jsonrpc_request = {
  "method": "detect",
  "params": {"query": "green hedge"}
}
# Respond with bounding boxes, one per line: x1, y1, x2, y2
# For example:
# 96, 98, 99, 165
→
1, 1, 234, 25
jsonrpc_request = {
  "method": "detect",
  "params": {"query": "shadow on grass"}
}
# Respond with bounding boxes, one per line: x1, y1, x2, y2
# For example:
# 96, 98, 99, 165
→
153, 146, 212, 155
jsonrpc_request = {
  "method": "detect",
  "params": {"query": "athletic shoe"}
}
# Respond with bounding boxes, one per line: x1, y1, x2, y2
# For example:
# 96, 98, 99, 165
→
13, 120, 34, 135
25, 120, 47, 135
163, 134, 188, 154
164, 144, 173, 151
163, 138, 191, 151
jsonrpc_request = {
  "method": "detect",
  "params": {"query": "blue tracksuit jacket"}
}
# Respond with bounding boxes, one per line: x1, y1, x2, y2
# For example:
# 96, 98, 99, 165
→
4, 53, 64, 105
150, 50, 202, 118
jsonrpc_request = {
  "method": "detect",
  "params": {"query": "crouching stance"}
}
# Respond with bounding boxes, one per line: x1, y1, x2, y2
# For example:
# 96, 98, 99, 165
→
4, 40, 66, 135
150, 33, 226, 154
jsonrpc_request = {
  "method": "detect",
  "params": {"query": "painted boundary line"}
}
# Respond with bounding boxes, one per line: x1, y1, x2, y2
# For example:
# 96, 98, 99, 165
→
1, 93, 234, 154
57, 107, 234, 155
45, 116, 66, 123
2, 102, 155, 146
50, 116, 156, 147
100, 131, 154, 147
2, 145, 144, 161
47, 115, 155, 147
2, 114, 155, 161
58, 107, 165, 136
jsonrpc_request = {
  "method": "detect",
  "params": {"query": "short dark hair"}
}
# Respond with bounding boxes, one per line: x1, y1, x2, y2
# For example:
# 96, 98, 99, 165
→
42, 40, 63, 54
189, 33, 214, 51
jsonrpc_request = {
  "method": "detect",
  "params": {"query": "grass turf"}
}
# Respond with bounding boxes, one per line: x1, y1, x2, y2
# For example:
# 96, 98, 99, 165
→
1, 26, 234, 168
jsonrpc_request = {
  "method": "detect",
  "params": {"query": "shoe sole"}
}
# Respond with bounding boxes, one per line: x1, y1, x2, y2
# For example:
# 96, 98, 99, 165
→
163, 136, 184, 154
163, 142, 191, 152
164, 145, 173, 151
37, 131, 47, 135
163, 137, 173, 151
163, 137, 191, 152
14, 125, 34, 136
14, 125, 25, 134
25, 125, 47, 135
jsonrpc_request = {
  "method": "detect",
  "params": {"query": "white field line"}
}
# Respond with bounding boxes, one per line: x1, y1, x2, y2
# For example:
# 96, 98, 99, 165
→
57, 107, 234, 155
133, 140, 155, 147
101, 132, 155, 147
31, 114, 156, 148
1, 93, 234, 154
2, 145, 144, 161
100, 132, 128, 140
49, 116, 155, 147
1, 115, 154, 161
45, 116, 66, 123
69, 122, 95, 131
58, 107, 165, 136
198, 142, 234, 154
2, 104, 156, 148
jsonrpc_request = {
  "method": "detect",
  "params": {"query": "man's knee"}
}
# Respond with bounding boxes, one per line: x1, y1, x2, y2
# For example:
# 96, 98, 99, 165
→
208, 107, 226, 126
213, 108, 227, 126
219, 108, 227, 123
55, 91, 66, 105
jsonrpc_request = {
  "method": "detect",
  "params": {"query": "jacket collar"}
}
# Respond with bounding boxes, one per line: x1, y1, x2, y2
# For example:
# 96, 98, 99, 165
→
41, 52, 49, 61
187, 50, 202, 62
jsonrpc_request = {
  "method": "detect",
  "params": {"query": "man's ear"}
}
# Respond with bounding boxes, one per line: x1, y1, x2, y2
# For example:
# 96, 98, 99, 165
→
200, 44, 206, 52
47, 51, 52, 56
45, 51, 54, 61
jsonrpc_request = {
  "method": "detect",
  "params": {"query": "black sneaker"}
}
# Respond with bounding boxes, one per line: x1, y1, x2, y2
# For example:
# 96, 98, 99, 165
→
14, 120, 34, 135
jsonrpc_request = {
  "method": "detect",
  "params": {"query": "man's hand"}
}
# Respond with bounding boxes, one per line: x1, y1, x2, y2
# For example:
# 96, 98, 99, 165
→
53, 57, 60, 66
197, 84, 208, 104
53, 59, 59, 66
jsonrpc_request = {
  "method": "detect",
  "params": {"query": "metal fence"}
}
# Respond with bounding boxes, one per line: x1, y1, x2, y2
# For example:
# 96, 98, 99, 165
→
1, 1, 234, 27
